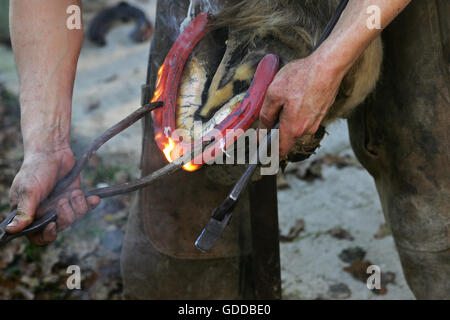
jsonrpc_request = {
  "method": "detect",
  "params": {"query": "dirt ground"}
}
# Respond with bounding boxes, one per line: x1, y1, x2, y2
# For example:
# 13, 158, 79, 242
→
0, 0, 415, 299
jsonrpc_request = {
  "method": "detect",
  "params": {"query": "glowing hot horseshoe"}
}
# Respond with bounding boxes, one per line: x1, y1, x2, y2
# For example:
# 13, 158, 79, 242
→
151, 12, 209, 152
149, 12, 279, 171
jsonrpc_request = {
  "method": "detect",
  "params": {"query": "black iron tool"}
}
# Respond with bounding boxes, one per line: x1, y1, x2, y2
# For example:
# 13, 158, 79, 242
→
0, 99, 215, 248
0, 102, 196, 248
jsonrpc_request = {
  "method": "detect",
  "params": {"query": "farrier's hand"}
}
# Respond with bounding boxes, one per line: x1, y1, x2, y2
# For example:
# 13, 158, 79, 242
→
7, 146, 100, 245
258, 0, 413, 157
259, 54, 345, 156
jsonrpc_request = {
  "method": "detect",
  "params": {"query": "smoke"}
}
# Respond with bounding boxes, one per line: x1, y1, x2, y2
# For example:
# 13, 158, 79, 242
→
180, 0, 223, 31
157, 0, 224, 36
198, 0, 222, 15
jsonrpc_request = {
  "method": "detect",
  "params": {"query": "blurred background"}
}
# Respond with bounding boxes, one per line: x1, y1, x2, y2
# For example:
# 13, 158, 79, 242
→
0, 0, 414, 299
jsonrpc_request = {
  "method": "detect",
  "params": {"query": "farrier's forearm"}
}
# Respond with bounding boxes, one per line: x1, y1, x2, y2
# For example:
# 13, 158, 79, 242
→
10, 0, 83, 155
315, 0, 411, 77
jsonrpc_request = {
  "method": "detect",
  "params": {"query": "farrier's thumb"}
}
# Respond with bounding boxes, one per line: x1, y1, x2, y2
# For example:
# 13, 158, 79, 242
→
6, 191, 39, 233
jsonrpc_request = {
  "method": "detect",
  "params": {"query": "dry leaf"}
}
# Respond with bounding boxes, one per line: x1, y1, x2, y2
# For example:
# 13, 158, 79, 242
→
280, 219, 305, 242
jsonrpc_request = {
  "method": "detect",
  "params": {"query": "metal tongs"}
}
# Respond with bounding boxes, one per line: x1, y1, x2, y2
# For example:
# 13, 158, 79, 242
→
0, 101, 202, 247
195, 123, 279, 252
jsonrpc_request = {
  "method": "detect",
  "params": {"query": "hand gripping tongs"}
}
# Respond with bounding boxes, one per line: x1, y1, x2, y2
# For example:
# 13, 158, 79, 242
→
0, 101, 207, 248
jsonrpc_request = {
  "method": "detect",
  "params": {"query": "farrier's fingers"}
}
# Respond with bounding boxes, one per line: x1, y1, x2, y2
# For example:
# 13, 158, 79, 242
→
259, 89, 284, 130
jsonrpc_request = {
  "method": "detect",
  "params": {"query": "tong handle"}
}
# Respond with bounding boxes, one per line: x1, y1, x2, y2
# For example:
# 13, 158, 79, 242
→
0, 209, 57, 247
0, 102, 164, 248
18, 210, 58, 236
195, 123, 280, 252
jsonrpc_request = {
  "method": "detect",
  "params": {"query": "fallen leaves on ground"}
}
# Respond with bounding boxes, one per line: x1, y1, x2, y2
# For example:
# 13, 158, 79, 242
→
320, 154, 363, 169
327, 227, 354, 241
343, 259, 397, 296
328, 283, 351, 299
373, 223, 391, 239
338, 247, 366, 263
284, 153, 364, 183
276, 171, 290, 189
0, 84, 131, 299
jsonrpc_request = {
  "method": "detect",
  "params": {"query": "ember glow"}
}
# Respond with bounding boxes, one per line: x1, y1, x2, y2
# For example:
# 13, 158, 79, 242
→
151, 65, 165, 103
162, 137, 201, 172
183, 162, 201, 172
151, 65, 201, 172
162, 137, 176, 162
150, 13, 210, 173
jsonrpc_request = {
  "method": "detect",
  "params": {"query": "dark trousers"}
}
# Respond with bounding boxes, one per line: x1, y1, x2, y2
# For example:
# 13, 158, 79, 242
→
348, 0, 449, 299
